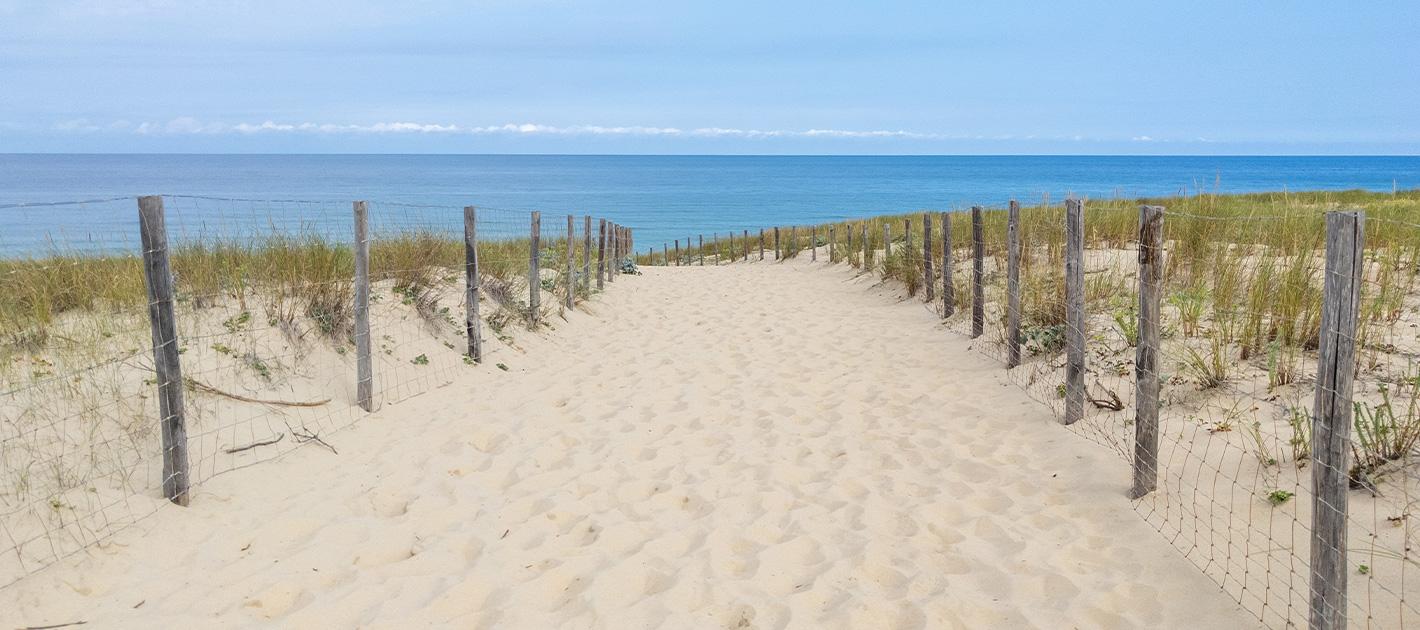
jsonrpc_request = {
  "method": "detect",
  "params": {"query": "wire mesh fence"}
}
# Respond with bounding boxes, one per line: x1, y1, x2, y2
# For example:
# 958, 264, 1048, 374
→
649, 196, 1420, 629
0, 195, 632, 588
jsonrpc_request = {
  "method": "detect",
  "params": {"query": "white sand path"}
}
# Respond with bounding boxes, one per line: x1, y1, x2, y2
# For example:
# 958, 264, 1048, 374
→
4, 256, 1253, 629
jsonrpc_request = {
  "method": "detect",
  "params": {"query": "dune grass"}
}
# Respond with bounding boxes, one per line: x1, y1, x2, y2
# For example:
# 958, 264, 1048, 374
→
0, 228, 610, 359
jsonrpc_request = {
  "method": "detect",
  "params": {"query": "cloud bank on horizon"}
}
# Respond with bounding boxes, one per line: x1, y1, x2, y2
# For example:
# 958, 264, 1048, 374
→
1, 0, 1416, 154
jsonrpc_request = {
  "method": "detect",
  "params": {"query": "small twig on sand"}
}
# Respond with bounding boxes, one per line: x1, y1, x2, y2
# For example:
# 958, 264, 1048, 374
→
1088, 382, 1125, 411
185, 378, 330, 407
20, 621, 88, 630
285, 421, 337, 455
223, 434, 285, 454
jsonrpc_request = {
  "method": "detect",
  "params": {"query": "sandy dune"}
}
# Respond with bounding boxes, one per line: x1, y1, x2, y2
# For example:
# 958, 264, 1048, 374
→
3, 254, 1252, 629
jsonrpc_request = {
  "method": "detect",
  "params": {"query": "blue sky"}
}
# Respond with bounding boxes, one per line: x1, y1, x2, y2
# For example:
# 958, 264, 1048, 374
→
1, 0, 1416, 154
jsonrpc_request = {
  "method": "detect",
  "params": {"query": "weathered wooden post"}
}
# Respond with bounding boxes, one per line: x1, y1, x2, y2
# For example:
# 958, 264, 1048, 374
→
829, 225, 837, 262
903, 217, 911, 264
582, 215, 592, 296
1006, 200, 1022, 368
675, 239, 681, 266
528, 211, 541, 326
609, 224, 617, 272
860, 222, 869, 270
971, 206, 984, 338
846, 222, 854, 264
923, 212, 934, 302
1131, 206, 1164, 498
811, 226, 817, 261
353, 200, 374, 411
565, 214, 575, 310
774, 226, 781, 260
883, 222, 892, 261
1309, 210, 1365, 630
759, 228, 765, 260
942, 212, 954, 318
463, 206, 483, 364
1064, 198, 1085, 425
699, 234, 705, 266
137, 195, 190, 506
597, 219, 607, 289
743, 229, 750, 261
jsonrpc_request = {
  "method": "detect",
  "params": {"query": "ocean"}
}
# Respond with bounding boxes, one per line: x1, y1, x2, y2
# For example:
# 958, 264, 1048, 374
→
2, 154, 1418, 255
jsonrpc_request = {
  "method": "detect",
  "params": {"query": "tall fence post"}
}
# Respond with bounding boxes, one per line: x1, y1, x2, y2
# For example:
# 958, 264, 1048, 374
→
830, 225, 837, 262
699, 234, 705, 266
463, 206, 484, 364
353, 200, 374, 412
609, 224, 618, 281
743, 229, 750, 261
1064, 198, 1085, 425
728, 231, 734, 262
528, 211, 541, 327
971, 206, 984, 338
883, 222, 892, 262
565, 214, 575, 310
942, 212, 954, 318
846, 222, 854, 264
1310, 210, 1365, 630
1006, 200, 1022, 368
774, 227, 781, 260
903, 217, 911, 265
137, 195, 190, 506
582, 215, 592, 296
861, 222, 869, 270
923, 212, 934, 302
811, 226, 817, 261
1131, 205, 1164, 498
596, 219, 606, 290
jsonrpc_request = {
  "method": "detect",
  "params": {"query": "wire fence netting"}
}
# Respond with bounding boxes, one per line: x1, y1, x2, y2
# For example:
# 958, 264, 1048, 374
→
0, 195, 622, 588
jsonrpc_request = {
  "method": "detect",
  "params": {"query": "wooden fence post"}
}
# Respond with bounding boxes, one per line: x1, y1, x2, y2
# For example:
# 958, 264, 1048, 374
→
529, 211, 541, 326
861, 222, 869, 270
1006, 200, 1022, 368
774, 226, 781, 260
137, 195, 190, 506
846, 222, 854, 264
675, 239, 681, 266
699, 234, 705, 266
830, 225, 837, 262
923, 212, 934, 302
903, 217, 911, 264
971, 207, 984, 338
463, 206, 483, 364
1064, 198, 1085, 425
743, 229, 750, 261
811, 226, 817, 261
942, 212, 954, 318
728, 231, 734, 262
884, 222, 892, 262
353, 200, 374, 411
582, 215, 592, 296
565, 214, 575, 310
1131, 206, 1164, 498
612, 224, 621, 280
1309, 210, 1365, 630
597, 219, 607, 289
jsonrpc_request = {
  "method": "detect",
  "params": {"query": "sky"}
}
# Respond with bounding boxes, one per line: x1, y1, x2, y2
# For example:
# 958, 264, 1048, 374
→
0, 0, 1416, 155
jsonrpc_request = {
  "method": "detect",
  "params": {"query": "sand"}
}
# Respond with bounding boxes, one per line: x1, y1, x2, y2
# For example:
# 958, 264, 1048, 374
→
2, 254, 1253, 629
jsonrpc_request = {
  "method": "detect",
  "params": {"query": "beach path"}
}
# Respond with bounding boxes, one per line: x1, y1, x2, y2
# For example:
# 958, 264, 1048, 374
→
4, 255, 1253, 629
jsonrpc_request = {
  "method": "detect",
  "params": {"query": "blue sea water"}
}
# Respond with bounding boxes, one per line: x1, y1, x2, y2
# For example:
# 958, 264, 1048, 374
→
1, 154, 1418, 255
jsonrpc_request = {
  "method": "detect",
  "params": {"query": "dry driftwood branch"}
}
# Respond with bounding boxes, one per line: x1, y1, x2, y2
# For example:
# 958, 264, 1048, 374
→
20, 621, 88, 630
223, 433, 285, 454
286, 421, 338, 455
185, 378, 330, 408
1088, 382, 1125, 411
